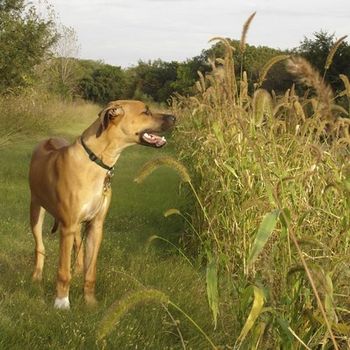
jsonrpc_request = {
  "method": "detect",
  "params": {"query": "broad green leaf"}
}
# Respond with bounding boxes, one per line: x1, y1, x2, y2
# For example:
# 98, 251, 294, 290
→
237, 286, 265, 344
247, 209, 280, 267
206, 250, 219, 329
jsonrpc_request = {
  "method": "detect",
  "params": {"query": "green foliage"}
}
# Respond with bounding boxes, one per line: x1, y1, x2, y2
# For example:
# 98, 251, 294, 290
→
44, 25, 81, 98
246, 209, 280, 268
71, 40, 291, 105
0, 114, 224, 349
173, 33, 350, 348
78, 62, 127, 104
127, 60, 178, 103
0, 0, 58, 92
0, 89, 100, 146
296, 31, 350, 92
206, 251, 219, 329
97, 288, 169, 341
171, 56, 210, 96
236, 286, 265, 347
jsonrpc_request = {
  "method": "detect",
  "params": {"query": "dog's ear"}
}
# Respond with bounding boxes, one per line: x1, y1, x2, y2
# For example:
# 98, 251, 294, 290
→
96, 105, 124, 137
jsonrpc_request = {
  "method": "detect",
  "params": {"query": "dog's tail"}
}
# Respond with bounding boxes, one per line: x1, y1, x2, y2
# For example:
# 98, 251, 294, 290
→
51, 219, 59, 234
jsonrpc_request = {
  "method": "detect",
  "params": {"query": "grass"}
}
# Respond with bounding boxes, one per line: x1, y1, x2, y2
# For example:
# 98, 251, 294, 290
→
172, 19, 350, 348
2, 18, 350, 348
0, 102, 223, 349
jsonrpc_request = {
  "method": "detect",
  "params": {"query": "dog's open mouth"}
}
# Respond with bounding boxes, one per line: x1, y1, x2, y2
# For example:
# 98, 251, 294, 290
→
140, 131, 167, 148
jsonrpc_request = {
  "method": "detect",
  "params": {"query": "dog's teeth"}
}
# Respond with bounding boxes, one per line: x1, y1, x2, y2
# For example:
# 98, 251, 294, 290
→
143, 133, 149, 137
162, 137, 166, 141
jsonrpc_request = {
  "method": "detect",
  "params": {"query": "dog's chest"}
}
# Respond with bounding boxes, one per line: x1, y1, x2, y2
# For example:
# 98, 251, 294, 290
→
78, 174, 110, 221
80, 191, 108, 222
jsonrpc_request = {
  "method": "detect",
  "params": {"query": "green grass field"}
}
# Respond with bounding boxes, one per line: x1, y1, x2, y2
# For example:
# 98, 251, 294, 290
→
0, 115, 216, 349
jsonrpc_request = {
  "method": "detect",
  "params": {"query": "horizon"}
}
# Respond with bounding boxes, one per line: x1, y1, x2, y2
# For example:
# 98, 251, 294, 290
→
34, 0, 350, 68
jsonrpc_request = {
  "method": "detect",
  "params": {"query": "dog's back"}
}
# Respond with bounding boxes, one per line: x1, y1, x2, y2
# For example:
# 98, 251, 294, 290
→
42, 137, 70, 152
29, 137, 70, 214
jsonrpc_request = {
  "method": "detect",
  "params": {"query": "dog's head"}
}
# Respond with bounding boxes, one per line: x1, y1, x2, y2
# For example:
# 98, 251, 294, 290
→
96, 100, 175, 148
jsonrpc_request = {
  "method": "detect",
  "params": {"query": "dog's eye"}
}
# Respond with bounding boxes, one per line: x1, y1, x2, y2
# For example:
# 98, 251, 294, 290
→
143, 110, 151, 116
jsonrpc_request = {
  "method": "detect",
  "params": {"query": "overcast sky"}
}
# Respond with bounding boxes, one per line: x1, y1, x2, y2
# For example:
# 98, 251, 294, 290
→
39, 0, 350, 67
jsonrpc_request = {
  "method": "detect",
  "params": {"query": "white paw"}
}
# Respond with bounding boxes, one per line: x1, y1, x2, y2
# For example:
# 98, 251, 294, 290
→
54, 296, 70, 310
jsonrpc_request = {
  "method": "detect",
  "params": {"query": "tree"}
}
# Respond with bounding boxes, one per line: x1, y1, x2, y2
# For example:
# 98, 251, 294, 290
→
296, 31, 350, 92
201, 39, 285, 89
0, 0, 58, 92
127, 60, 179, 103
78, 63, 127, 104
48, 25, 80, 98
171, 56, 210, 96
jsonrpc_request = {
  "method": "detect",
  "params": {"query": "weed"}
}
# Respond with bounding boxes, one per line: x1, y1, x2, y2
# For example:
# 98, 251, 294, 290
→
172, 19, 350, 348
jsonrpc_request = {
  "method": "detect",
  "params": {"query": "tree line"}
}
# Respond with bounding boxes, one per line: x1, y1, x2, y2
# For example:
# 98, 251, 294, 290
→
1, 0, 349, 105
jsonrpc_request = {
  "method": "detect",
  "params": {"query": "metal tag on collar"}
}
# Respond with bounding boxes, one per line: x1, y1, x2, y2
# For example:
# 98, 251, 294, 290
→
107, 168, 114, 178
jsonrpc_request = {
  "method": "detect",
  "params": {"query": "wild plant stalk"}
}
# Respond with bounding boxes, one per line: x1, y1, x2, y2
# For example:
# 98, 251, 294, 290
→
135, 157, 220, 247
241, 113, 339, 347
135, 157, 220, 328
279, 206, 339, 349
323, 35, 348, 79
287, 326, 312, 350
257, 55, 290, 87
134, 156, 191, 184
97, 287, 217, 349
286, 57, 334, 120
168, 300, 218, 349
162, 305, 187, 350
146, 234, 197, 270
239, 12, 256, 93
239, 12, 256, 55
172, 26, 350, 346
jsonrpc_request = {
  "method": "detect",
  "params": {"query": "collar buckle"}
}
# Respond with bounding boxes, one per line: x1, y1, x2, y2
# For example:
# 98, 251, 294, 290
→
89, 153, 97, 162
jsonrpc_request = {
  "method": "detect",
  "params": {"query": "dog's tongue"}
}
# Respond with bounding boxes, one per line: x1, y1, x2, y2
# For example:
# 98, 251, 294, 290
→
142, 132, 166, 147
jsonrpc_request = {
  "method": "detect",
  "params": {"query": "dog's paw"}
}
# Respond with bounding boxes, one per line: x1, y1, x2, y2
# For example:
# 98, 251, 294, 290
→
85, 294, 98, 307
54, 296, 70, 310
32, 269, 43, 281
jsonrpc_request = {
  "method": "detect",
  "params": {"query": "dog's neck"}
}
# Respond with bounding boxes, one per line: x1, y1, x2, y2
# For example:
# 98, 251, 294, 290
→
80, 118, 132, 168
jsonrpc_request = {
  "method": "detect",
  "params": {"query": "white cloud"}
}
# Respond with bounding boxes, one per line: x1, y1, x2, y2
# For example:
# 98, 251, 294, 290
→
42, 0, 350, 67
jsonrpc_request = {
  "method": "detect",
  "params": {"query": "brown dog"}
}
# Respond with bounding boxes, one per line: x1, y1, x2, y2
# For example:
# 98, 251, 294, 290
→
29, 100, 175, 309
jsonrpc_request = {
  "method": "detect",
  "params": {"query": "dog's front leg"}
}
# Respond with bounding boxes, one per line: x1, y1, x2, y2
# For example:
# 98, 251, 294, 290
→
84, 195, 111, 306
74, 224, 84, 274
83, 221, 103, 306
54, 224, 77, 309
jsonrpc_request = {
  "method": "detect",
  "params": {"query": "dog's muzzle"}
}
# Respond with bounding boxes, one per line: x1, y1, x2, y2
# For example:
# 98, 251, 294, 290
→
139, 114, 176, 148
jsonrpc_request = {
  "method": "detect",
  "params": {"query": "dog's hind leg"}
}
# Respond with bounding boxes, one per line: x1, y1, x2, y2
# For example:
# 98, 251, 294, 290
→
30, 199, 46, 281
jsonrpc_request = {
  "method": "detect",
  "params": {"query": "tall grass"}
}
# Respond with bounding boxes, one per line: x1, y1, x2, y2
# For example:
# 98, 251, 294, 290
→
0, 88, 99, 147
172, 27, 350, 348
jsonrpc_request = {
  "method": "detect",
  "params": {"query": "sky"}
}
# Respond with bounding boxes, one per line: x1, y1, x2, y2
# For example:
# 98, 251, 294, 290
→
36, 0, 350, 67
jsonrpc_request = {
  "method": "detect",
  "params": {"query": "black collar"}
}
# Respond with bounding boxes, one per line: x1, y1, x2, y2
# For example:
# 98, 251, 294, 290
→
80, 137, 114, 171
